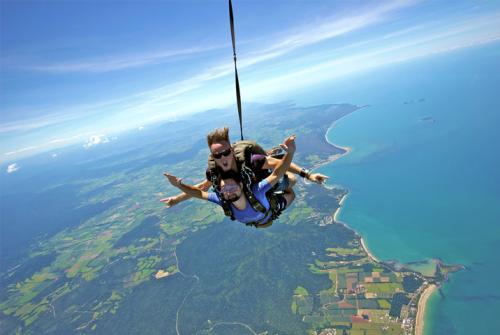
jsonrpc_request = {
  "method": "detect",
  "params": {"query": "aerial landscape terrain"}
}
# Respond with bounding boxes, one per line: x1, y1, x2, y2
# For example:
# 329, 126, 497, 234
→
3, 2, 500, 333
0, 103, 460, 334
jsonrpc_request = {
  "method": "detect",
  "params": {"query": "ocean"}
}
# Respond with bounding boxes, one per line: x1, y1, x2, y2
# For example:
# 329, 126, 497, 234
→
291, 43, 500, 334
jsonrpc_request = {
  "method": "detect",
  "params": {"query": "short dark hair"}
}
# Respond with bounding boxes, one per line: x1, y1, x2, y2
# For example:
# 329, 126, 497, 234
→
207, 127, 230, 147
219, 169, 242, 183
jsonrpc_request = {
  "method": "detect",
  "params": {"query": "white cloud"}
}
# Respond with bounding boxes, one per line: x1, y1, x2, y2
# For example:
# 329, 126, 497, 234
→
21, 45, 223, 74
243, 26, 500, 100
243, 0, 418, 61
83, 134, 110, 149
1, 133, 91, 163
6, 163, 20, 173
0, 111, 78, 133
0, 96, 134, 134
4, 146, 39, 156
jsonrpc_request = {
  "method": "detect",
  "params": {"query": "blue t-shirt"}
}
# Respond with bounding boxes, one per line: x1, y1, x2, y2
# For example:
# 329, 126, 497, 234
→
207, 179, 273, 224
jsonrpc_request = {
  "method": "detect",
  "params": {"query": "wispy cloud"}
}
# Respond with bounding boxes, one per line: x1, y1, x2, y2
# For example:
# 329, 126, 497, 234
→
4, 146, 39, 156
242, 12, 500, 99
16, 44, 224, 74
0, 111, 79, 133
2, 132, 94, 162
0, 95, 138, 134
94, 1, 421, 116
8, 1, 415, 77
48, 134, 86, 144
239, 0, 420, 67
122, 4, 500, 118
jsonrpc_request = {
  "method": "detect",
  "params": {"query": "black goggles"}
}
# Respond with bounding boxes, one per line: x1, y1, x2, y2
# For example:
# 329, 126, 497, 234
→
212, 148, 231, 159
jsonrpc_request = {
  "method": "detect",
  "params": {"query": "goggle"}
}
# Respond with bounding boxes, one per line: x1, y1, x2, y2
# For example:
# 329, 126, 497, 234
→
221, 184, 239, 194
212, 148, 232, 159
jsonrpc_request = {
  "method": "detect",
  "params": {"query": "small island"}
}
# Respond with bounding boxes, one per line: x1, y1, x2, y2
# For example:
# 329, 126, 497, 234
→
403, 98, 426, 105
420, 116, 436, 123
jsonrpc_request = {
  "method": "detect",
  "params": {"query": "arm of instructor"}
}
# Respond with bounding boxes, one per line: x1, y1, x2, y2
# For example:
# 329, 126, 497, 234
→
265, 135, 296, 187
263, 156, 328, 184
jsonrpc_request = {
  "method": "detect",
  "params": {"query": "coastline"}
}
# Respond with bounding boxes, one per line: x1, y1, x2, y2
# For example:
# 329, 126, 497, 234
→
310, 104, 361, 174
331, 193, 380, 265
322, 107, 381, 265
320, 105, 436, 335
415, 284, 437, 335
322, 104, 368, 160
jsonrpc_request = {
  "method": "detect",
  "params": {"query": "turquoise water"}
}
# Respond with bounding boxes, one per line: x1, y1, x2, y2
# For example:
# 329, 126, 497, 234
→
292, 44, 500, 334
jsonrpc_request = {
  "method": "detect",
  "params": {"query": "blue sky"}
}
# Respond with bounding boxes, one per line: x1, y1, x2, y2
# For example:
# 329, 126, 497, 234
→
1, 0, 499, 163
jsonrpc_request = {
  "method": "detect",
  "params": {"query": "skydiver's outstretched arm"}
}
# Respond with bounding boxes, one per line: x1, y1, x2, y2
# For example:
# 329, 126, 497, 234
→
263, 157, 329, 184
265, 135, 296, 187
160, 179, 212, 208
163, 173, 209, 201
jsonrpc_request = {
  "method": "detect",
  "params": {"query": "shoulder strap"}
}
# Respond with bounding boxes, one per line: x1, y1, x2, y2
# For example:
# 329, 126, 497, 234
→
207, 154, 217, 171
221, 201, 235, 220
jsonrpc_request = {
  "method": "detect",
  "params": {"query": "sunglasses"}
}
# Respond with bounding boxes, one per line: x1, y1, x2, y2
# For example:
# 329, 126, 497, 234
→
212, 148, 232, 159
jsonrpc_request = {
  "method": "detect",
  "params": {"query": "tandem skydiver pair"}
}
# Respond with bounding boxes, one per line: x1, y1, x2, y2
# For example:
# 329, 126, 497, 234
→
161, 127, 328, 228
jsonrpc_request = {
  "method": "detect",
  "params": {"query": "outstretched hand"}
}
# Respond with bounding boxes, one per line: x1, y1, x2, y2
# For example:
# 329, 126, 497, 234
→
160, 196, 180, 208
308, 173, 329, 185
280, 135, 296, 153
160, 173, 183, 208
163, 172, 182, 188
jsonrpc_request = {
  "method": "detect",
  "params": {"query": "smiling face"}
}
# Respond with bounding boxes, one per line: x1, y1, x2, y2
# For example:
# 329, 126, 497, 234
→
220, 178, 242, 202
210, 141, 236, 172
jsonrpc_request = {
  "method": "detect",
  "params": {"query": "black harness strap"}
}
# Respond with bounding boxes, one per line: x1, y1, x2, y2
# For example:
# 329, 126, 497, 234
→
209, 171, 235, 220
229, 0, 244, 141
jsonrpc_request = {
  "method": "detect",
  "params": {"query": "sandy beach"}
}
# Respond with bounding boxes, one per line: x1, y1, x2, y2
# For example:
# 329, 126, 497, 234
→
321, 134, 352, 166
309, 142, 352, 173
333, 193, 348, 223
154, 270, 170, 279
360, 237, 380, 263
415, 284, 437, 335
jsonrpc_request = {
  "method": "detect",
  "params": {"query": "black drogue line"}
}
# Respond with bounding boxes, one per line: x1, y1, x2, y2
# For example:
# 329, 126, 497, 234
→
229, 0, 244, 141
